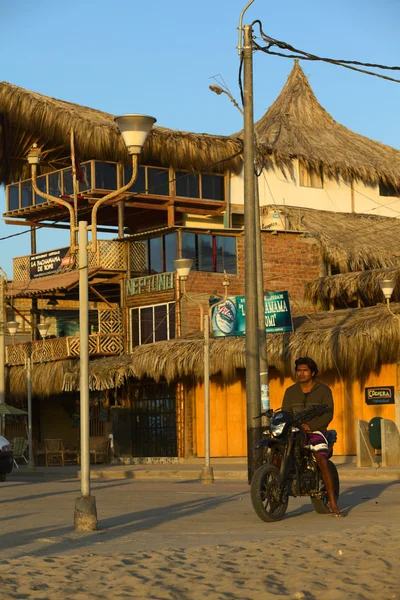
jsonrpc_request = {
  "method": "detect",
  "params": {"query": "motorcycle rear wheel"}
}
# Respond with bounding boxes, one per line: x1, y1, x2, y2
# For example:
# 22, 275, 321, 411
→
251, 464, 288, 522
311, 460, 340, 514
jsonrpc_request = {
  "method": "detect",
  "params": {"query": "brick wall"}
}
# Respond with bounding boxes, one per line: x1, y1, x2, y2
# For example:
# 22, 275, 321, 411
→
180, 231, 321, 334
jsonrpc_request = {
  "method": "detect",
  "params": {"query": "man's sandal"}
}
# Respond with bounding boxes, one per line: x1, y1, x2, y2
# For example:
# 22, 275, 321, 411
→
330, 509, 346, 517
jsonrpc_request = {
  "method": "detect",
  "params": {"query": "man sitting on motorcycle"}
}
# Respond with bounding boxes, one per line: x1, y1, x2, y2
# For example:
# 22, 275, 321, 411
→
282, 356, 345, 517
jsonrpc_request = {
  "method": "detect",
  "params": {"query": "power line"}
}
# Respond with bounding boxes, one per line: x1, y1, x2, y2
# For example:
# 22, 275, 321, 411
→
252, 21, 400, 84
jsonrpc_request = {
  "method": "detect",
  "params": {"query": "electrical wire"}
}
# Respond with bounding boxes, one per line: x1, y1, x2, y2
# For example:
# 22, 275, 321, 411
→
251, 21, 400, 84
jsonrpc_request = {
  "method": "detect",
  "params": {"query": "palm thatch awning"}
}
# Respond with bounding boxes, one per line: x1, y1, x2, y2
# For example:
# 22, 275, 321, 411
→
0, 81, 243, 185
250, 61, 400, 189
5, 267, 105, 298
7, 303, 400, 398
267, 204, 400, 272
305, 266, 400, 307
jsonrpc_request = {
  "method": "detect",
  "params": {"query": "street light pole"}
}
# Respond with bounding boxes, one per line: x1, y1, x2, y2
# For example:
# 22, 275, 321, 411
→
74, 220, 98, 531
243, 23, 261, 484
379, 279, 400, 430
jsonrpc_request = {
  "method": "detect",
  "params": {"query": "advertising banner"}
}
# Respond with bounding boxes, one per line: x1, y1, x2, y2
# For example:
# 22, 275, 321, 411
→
211, 291, 293, 337
30, 247, 70, 279
365, 386, 395, 405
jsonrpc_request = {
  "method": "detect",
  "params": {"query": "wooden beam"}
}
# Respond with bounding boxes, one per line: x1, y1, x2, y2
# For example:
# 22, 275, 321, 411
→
89, 286, 114, 309
6, 302, 33, 328
5, 219, 119, 233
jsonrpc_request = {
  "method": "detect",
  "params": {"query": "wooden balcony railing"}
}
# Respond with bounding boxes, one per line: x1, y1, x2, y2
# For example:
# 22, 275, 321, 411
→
13, 239, 126, 281
6, 333, 124, 366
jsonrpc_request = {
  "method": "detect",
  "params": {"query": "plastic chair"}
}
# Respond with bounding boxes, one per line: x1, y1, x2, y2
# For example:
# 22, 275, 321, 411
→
13, 437, 28, 468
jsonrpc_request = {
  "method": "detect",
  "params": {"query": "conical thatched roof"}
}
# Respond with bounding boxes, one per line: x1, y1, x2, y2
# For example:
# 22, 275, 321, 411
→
266, 204, 400, 272
252, 61, 400, 189
306, 265, 400, 307
0, 82, 243, 185
7, 303, 400, 398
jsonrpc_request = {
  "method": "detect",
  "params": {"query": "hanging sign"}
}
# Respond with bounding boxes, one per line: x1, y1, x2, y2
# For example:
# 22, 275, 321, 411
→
30, 247, 70, 279
211, 291, 293, 337
365, 386, 395, 405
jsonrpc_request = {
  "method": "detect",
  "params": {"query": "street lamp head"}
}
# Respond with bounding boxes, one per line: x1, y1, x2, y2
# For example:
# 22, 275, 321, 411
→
173, 258, 193, 281
37, 322, 50, 339
209, 84, 224, 96
6, 321, 20, 337
26, 143, 42, 165
379, 279, 396, 300
114, 114, 156, 155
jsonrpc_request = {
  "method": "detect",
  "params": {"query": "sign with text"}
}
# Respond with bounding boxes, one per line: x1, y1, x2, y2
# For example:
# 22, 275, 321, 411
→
30, 247, 70, 279
211, 291, 293, 337
365, 386, 395, 405
126, 272, 175, 296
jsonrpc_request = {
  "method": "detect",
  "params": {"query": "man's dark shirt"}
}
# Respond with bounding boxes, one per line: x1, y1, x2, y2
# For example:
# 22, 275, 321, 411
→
282, 381, 334, 431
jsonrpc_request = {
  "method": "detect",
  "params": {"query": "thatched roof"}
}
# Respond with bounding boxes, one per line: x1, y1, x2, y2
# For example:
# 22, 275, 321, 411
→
7, 303, 400, 398
0, 81, 242, 185
305, 265, 400, 307
252, 61, 400, 189
268, 204, 400, 272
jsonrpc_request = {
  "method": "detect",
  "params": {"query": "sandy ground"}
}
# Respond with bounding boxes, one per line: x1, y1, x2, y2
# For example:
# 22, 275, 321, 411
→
0, 477, 399, 599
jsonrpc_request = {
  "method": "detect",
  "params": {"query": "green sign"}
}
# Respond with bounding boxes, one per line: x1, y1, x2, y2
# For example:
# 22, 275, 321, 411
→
126, 272, 175, 296
211, 291, 293, 337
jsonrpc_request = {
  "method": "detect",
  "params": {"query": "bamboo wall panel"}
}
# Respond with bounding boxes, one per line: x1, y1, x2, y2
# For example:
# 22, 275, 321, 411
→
195, 376, 246, 457
194, 366, 397, 457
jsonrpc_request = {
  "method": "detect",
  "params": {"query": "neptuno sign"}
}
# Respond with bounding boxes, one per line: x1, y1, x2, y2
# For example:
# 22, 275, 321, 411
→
126, 272, 175, 296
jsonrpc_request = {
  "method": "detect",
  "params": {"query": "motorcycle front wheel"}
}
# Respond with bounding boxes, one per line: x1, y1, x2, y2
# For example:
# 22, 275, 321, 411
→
250, 464, 288, 522
311, 460, 340, 514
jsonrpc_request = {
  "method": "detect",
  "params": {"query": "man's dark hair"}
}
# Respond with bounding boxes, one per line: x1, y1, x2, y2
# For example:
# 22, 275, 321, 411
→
295, 357, 318, 377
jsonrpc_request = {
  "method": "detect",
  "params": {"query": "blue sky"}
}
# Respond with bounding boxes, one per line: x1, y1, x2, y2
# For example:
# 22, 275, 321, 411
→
1, 0, 399, 277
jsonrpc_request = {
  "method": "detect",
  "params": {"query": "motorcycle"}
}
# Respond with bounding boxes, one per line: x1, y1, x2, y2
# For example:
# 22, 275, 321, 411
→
250, 404, 339, 522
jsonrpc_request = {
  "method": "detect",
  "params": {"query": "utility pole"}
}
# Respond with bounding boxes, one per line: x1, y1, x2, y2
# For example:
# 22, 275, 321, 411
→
243, 23, 261, 484
0, 275, 5, 436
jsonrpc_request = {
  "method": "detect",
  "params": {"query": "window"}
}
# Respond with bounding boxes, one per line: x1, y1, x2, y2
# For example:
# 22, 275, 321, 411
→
299, 162, 323, 188
132, 233, 177, 276
124, 165, 170, 196
176, 171, 224, 200
182, 233, 237, 274
379, 180, 399, 197
131, 302, 175, 347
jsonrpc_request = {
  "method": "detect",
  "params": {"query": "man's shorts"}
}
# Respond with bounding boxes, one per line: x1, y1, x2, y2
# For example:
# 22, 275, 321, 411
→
305, 430, 329, 457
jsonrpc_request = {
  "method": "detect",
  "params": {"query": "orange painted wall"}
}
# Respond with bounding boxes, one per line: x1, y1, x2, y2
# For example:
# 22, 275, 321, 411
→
194, 365, 397, 457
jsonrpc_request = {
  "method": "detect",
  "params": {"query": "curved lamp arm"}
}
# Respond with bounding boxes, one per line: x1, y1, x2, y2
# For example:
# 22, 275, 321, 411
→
208, 272, 230, 331
386, 298, 400, 324
91, 154, 138, 251
30, 163, 76, 250
177, 277, 204, 332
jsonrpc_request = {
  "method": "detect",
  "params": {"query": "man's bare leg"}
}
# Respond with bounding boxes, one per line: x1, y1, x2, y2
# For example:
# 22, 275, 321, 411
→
314, 452, 344, 516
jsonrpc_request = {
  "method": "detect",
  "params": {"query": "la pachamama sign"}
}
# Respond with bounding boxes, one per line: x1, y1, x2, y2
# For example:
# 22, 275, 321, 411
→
211, 291, 293, 337
30, 247, 71, 279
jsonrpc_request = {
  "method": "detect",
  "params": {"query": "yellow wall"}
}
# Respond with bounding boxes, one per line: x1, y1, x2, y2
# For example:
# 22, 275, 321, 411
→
194, 365, 397, 457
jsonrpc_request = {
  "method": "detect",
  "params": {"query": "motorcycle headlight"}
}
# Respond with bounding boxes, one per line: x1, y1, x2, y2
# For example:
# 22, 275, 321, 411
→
270, 422, 285, 437
1, 444, 11, 452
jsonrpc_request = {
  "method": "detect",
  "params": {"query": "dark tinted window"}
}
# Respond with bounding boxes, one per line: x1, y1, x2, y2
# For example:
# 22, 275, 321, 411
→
176, 171, 199, 198
181, 232, 197, 267
21, 181, 32, 207
149, 237, 162, 274
154, 305, 167, 342
125, 164, 145, 193
48, 171, 62, 197
79, 163, 92, 192
165, 233, 177, 272
201, 174, 224, 200
140, 307, 153, 344
35, 175, 46, 204
63, 168, 73, 196
147, 168, 169, 196
216, 236, 237, 274
8, 184, 19, 211
198, 234, 213, 272
168, 304, 176, 339
131, 309, 139, 347
95, 162, 117, 190
379, 180, 399, 197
